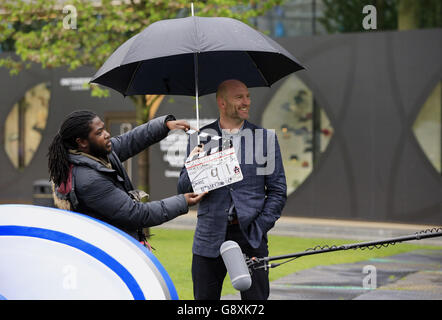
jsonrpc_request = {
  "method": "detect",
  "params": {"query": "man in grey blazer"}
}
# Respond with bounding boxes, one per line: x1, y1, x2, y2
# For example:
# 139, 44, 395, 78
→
178, 79, 287, 300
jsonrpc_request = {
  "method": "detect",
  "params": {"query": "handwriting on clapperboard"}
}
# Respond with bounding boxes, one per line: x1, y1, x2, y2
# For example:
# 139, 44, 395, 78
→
185, 148, 243, 193
211, 167, 219, 180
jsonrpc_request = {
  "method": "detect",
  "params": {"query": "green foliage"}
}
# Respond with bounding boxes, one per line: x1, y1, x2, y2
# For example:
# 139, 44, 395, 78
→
319, 0, 441, 34
319, 0, 398, 33
416, 0, 442, 28
0, 0, 282, 90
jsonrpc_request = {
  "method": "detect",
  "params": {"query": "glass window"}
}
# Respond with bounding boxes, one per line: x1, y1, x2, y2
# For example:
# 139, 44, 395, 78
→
4, 82, 51, 170
412, 81, 441, 174
262, 74, 333, 196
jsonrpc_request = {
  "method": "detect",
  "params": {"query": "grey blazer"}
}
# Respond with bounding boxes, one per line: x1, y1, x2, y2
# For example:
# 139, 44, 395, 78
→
178, 119, 287, 258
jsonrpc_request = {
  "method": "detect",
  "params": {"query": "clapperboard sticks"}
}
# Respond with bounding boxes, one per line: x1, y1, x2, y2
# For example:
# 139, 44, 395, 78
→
184, 129, 243, 194
185, 129, 230, 162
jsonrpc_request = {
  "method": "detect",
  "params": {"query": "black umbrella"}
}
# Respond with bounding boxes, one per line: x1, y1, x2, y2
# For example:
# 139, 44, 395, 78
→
90, 14, 304, 128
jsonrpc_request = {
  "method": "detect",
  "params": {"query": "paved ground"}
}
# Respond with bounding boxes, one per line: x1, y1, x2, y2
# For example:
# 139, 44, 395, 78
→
219, 250, 442, 300
270, 249, 442, 300
159, 211, 442, 300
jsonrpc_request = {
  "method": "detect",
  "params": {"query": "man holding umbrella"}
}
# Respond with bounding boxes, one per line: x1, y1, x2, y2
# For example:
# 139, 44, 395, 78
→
178, 79, 287, 300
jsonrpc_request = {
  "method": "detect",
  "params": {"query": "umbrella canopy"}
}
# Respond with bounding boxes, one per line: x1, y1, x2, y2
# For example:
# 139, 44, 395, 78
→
90, 16, 304, 97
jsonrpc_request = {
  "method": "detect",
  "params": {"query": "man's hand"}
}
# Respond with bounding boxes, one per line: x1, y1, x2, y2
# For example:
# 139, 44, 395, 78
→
184, 192, 208, 206
166, 120, 191, 131
189, 144, 204, 157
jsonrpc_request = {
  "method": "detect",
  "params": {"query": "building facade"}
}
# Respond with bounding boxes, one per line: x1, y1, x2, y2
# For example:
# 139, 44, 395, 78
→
0, 28, 441, 224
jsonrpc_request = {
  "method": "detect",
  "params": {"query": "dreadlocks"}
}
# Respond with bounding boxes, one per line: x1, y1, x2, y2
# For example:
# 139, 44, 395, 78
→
47, 110, 97, 186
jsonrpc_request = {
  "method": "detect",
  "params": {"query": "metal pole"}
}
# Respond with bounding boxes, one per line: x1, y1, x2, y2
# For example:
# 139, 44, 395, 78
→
194, 52, 200, 140
191, 2, 200, 143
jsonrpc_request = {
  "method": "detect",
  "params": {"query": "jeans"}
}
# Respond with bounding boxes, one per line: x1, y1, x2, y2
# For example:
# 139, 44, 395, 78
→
192, 224, 269, 300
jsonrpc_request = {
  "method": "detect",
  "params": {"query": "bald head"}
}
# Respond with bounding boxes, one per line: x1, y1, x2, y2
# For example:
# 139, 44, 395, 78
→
217, 79, 247, 101
216, 79, 251, 129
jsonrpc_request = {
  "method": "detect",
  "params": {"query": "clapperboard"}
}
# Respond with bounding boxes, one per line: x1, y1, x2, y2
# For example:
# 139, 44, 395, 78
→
184, 130, 243, 193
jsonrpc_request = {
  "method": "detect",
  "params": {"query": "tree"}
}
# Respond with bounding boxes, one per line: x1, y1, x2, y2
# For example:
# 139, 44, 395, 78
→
397, 0, 418, 30
0, 0, 281, 194
319, 0, 441, 33
319, 0, 398, 33
398, 0, 442, 30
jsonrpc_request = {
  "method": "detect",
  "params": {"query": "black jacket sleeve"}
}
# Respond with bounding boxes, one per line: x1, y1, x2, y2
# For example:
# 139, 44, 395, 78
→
75, 167, 188, 230
111, 115, 172, 162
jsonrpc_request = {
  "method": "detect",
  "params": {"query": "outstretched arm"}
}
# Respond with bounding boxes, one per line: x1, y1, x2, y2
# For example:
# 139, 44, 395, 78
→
76, 169, 206, 230
111, 115, 190, 162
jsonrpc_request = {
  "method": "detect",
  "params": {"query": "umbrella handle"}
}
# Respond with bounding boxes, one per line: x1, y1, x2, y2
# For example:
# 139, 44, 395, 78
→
191, 3, 200, 144
194, 53, 200, 145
